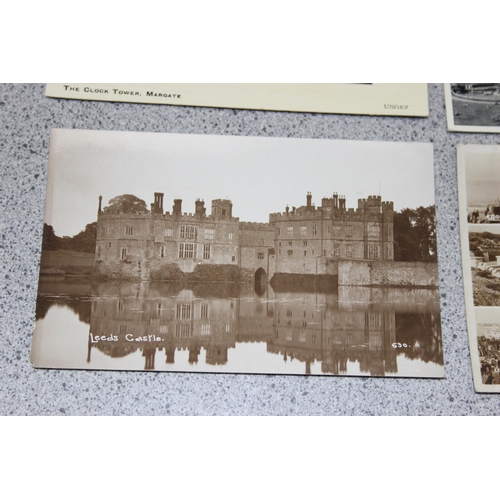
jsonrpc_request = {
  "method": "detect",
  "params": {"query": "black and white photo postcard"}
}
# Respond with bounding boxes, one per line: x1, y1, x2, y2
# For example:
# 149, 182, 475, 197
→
31, 129, 443, 377
445, 84, 500, 133
45, 83, 429, 117
458, 144, 500, 391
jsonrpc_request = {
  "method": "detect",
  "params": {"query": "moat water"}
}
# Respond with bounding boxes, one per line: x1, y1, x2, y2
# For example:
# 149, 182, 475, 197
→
31, 277, 444, 377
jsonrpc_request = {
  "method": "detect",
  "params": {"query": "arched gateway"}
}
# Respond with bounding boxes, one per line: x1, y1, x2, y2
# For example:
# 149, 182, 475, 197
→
255, 267, 267, 284
254, 267, 268, 296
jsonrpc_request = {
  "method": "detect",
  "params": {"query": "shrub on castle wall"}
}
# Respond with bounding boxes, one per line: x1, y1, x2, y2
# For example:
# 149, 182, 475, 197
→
149, 263, 184, 281
91, 260, 141, 282
191, 264, 253, 283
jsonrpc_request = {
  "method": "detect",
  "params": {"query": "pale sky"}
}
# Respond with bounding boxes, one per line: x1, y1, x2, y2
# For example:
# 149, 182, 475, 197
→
463, 145, 500, 182
44, 129, 436, 237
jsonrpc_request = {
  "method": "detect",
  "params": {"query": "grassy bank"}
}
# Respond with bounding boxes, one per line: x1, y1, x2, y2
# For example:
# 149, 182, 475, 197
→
40, 249, 95, 276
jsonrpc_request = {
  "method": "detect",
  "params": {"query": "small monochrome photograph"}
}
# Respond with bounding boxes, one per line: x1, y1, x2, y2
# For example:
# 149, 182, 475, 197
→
475, 308, 500, 386
31, 129, 443, 378
445, 83, 500, 133
457, 143, 500, 391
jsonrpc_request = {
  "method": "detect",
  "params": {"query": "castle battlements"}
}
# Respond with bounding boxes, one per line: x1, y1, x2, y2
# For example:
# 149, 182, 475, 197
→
240, 221, 272, 230
269, 211, 324, 221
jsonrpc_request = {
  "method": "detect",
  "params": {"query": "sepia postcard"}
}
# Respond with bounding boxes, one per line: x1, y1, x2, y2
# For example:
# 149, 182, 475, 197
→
44, 83, 429, 117
445, 84, 500, 133
31, 129, 443, 377
457, 144, 500, 391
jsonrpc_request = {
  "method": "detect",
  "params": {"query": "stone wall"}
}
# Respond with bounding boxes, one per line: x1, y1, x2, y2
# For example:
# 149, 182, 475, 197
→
337, 260, 439, 287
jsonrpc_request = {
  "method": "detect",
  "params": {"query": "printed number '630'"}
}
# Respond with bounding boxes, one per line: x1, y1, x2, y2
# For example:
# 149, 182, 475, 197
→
392, 343, 409, 348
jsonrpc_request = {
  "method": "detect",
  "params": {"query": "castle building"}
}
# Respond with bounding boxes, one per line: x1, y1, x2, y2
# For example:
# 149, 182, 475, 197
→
270, 192, 394, 276
93, 191, 393, 281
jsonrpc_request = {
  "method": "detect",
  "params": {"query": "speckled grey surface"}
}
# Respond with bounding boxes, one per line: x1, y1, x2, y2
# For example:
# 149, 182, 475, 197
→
1, 83, 499, 415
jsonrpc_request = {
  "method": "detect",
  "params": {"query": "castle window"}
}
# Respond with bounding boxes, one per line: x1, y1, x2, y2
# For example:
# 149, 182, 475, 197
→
303, 241, 307, 247
180, 225, 198, 240
160, 325, 168, 334
96, 245, 101, 258
304, 250, 307, 256
228, 232, 233, 241
125, 226, 133, 235
278, 249, 281, 255
205, 228, 214, 240
287, 226, 293, 236
333, 244, 341, 257
165, 228, 173, 237
120, 246, 127, 260
176, 304, 192, 320
299, 332, 306, 343
201, 324, 211, 336
332, 226, 341, 237
203, 244, 211, 260
222, 209, 226, 216
279, 242, 281, 247
367, 223, 380, 238
108, 227, 112, 234
300, 226, 307, 236
257, 252, 264, 259
287, 250, 293, 256
179, 242, 196, 258
345, 244, 353, 258
345, 225, 353, 237
175, 324, 192, 338
201, 303, 209, 320
119, 325, 127, 334
108, 242, 112, 248
288, 241, 292, 246
232, 255, 236, 262
313, 225, 317, 235
160, 245, 166, 258
365, 244, 380, 259
277, 228, 281, 236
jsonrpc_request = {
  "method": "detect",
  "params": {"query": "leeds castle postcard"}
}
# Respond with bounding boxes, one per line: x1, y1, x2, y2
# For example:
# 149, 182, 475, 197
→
31, 129, 443, 377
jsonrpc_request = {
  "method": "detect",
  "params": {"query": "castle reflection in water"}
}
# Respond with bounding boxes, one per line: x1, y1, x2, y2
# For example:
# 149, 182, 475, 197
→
35, 279, 443, 376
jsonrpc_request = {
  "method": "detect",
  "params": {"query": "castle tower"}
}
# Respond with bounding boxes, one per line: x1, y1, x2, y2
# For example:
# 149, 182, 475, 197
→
366, 195, 382, 214
195, 199, 206, 217
211, 199, 233, 219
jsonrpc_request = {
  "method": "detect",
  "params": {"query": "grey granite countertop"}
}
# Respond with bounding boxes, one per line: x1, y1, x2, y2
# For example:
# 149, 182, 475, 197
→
1, 83, 499, 415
